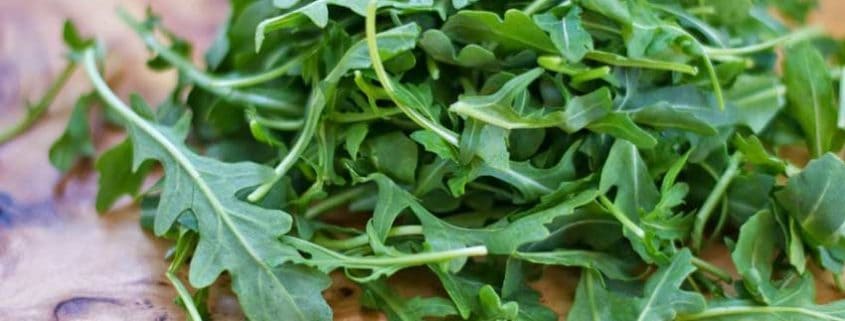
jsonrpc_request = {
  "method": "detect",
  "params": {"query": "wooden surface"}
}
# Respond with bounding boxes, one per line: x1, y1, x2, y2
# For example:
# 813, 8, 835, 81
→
1, 1, 844, 320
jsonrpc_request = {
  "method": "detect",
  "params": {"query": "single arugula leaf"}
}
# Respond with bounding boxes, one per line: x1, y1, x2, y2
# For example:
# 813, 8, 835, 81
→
725, 75, 785, 134
600, 139, 660, 218
632, 249, 706, 321
49, 95, 95, 171
442, 9, 557, 53
459, 119, 509, 168
777, 154, 845, 255
783, 43, 838, 157
534, 6, 594, 62
732, 210, 789, 305
83, 50, 331, 321
629, 102, 718, 136
419, 29, 498, 69
477, 285, 520, 320
588, 113, 658, 148
94, 139, 153, 212
366, 131, 418, 183
568, 270, 633, 321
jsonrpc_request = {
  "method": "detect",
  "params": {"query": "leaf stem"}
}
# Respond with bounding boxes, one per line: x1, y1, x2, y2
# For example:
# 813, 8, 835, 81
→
208, 50, 312, 88
677, 306, 845, 321
248, 84, 325, 202
703, 27, 825, 57
117, 10, 302, 114
327, 107, 404, 123
584, 51, 699, 75
598, 195, 646, 239
339, 245, 488, 267
166, 272, 204, 321
314, 225, 423, 250
364, 0, 459, 146
523, 0, 552, 15
0, 61, 76, 144
166, 232, 203, 321
304, 185, 372, 219
690, 256, 732, 282
250, 115, 304, 131
692, 152, 743, 251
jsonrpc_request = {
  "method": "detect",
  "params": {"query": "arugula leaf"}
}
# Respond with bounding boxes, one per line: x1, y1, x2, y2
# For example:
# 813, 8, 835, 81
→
49, 95, 95, 171
783, 43, 839, 157
442, 9, 557, 53
534, 6, 594, 62
777, 154, 845, 255
83, 50, 331, 321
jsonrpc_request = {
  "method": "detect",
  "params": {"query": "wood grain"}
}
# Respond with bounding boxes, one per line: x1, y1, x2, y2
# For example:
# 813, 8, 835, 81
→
0, 1, 843, 321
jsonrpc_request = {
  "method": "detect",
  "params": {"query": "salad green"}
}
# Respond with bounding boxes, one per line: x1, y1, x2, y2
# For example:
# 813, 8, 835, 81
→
12, 0, 845, 320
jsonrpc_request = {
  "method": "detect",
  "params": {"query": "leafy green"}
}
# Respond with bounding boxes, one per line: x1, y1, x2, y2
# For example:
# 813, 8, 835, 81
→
40, 1, 845, 321
783, 43, 839, 157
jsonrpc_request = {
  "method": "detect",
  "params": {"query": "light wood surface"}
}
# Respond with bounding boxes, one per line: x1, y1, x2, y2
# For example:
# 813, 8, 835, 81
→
0, 1, 843, 320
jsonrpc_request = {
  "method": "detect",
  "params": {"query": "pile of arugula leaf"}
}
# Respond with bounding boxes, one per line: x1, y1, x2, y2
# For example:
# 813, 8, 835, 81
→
29, 0, 845, 320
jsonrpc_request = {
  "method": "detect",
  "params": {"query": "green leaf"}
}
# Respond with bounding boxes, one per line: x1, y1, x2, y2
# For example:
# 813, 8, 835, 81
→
419, 29, 498, 69
49, 95, 95, 171
732, 210, 788, 305
534, 7, 594, 62
600, 139, 660, 217
84, 51, 331, 321
588, 113, 658, 148
366, 131, 419, 183
94, 139, 153, 213
777, 154, 845, 253
442, 9, 557, 53
783, 43, 838, 157
325, 23, 422, 83
568, 270, 631, 321
633, 249, 706, 321
725, 75, 786, 134
629, 102, 718, 136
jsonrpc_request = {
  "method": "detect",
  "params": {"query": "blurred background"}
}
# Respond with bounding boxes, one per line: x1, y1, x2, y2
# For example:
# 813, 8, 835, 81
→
1, 1, 844, 320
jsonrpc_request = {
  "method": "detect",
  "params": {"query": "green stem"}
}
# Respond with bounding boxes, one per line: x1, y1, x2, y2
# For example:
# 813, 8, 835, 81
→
167, 232, 202, 321
365, 0, 459, 146
327, 107, 404, 123
339, 245, 487, 267
208, 51, 311, 88
250, 113, 304, 130
247, 83, 326, 202
677, 306, 845, 321
166, 272, 204, 321
703, 27, 824, 57
690, 256, 732, 282
572, 66, 612, 85
584, 51, 699, 75
0, 61, 76, 144
117, 10, 302, 114
598, 195, 646, 239
523, 0, 552, 15
304, 185, 372, 219
839, 67, 845, 130
315, 225, 423, 250
692, 152, 743, 251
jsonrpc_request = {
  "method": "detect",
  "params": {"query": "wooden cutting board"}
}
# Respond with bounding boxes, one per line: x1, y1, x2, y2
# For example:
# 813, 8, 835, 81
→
1, 1, 844, 320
